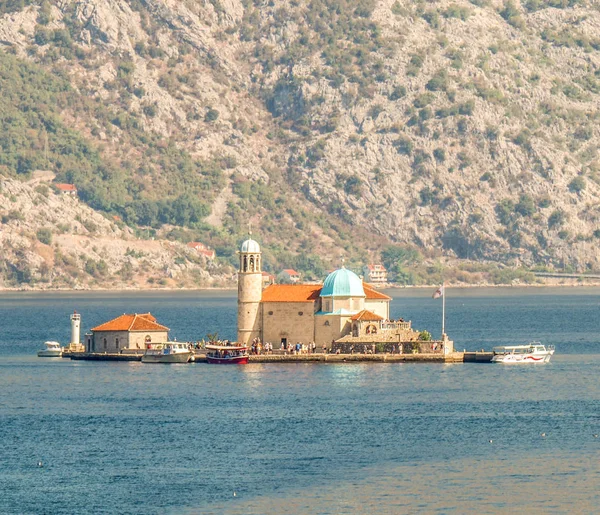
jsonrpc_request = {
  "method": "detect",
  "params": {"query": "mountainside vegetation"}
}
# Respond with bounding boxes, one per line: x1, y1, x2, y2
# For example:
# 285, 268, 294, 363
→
0, 0, 599, 287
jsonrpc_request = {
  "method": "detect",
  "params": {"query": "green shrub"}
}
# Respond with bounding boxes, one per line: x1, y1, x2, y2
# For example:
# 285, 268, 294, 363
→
568, 176, 586, 193
548, 210, 566, 228
36, 228, 52, 245
496, 199, 515, 225
515, 194, 535, 217
499, 1, 525, 29
389, 85, 407, 100
444, 4, 471, 20
393, 136, 413, 156
433, 148, 446, 162
205, 107, 219, 122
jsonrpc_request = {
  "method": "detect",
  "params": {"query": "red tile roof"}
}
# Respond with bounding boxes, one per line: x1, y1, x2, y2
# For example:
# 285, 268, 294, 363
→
363, 283, 392, 300
55, 183, 77, 192
366, 264, 386, 271
282, 269, 300, 275
92, 313, 169, 332
350, 309, 384, 321
261, 283, 391, 302
262, 284, 322, 303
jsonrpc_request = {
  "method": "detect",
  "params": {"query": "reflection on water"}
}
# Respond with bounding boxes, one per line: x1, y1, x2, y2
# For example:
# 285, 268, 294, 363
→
201, 451, 600, 515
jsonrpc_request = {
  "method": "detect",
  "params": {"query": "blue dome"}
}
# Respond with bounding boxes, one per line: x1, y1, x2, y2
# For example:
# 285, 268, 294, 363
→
240, 238, 260, 253
321, 268, 365, 298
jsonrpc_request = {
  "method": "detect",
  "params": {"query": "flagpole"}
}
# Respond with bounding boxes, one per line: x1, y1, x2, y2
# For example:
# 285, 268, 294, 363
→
442, 282, 446, 338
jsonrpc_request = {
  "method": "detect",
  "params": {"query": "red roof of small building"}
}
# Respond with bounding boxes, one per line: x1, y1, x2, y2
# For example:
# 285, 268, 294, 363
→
350, 309, 384, 321
187, 242, 215, 258
363, 283, 392, 300
91, 313, 169, 332
262, 284, 322, 303
282, 269, 300, 276
55, 183, 77, 192
366, 264, 386, 271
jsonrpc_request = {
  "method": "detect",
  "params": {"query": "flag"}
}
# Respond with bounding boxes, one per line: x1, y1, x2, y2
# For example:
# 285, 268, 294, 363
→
432, 285, 444, 299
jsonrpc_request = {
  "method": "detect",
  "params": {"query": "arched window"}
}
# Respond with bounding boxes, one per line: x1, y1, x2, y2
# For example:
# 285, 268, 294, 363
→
243, 255, 248, 272
324, 321, 330, 327
103, 338, 107, 349
249, 256, 255, 272
145, 335, 152, 343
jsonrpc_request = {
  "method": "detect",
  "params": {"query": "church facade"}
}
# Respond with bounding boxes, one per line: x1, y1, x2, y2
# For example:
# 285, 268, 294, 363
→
236, 237, 443, 350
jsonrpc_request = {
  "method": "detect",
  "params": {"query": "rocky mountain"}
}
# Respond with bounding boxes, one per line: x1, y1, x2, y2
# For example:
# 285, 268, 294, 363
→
0, 173, 233, 288
0, 0, 599, 287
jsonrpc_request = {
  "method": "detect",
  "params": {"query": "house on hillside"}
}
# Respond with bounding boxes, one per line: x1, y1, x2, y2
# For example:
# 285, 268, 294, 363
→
54, 183, 78, 196
187, 241, 216, 259
363, 264, 388, 283
279, 268, 301, 283
84, 313, 169, 353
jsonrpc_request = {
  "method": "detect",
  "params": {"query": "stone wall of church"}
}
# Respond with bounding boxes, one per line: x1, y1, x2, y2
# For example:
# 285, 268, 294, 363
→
314, 314, 352, 347
91, 330, 167, 352
261, 302, 315, 346
364, 299, 389, 319
330, 296, 364, 312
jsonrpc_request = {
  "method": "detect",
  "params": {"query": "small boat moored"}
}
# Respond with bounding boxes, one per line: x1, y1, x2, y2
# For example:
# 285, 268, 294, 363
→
205, 344, 249, 364
141, 342, 192, 363
491, 342, 555, 364
37, 341, 63, 357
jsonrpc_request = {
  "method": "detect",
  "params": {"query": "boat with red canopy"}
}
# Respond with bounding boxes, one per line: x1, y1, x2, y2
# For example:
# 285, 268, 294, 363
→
205, 344, 249, 364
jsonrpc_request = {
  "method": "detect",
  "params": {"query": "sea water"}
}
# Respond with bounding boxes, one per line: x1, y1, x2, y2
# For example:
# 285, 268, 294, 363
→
1, 288, 599, 514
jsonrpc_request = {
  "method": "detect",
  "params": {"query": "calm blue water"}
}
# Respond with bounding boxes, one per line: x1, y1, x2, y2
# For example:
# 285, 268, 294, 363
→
1, 288, 600, 513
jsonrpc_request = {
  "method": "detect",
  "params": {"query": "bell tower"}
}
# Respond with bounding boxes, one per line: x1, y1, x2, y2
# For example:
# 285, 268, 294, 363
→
237, 231, 262, 345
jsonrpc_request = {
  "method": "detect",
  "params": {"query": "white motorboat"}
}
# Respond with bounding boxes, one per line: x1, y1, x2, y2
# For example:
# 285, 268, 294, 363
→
141, 342, 192, 363
37, 341, 63, 357
491, 342, 555, 364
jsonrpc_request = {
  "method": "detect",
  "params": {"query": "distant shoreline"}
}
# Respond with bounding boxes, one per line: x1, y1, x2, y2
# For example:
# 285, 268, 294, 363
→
1, 280, 599, 293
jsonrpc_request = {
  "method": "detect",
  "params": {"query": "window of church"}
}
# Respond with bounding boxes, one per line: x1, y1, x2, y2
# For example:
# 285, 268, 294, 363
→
103, 338, 107, 349
298, 311, 303, 316
324, 321, 330, 326
268, 311, 273, 315
115, 338, 119, 349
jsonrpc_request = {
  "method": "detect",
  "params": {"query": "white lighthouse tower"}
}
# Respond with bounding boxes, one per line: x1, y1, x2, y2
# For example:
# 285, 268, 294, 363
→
237, 233, 262, 345
69, 311, 83, 352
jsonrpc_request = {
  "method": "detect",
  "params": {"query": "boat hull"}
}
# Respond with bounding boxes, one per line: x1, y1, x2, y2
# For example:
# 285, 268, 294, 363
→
206, 355, 249, 364
491, 351, 554, 364
141, 352, 191, 363
37, 350, 63, 357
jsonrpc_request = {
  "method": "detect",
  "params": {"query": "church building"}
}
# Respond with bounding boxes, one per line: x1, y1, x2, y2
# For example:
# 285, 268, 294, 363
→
236, 236, 437, 350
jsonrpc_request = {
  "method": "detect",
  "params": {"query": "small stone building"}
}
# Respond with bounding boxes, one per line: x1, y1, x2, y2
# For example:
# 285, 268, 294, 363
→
86, 313, 169, 353
54, 183, 78, 196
